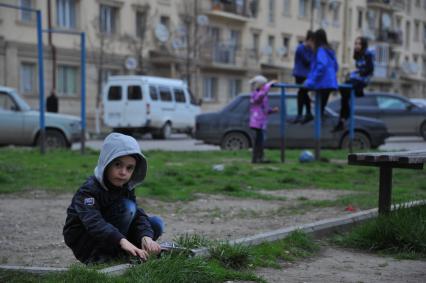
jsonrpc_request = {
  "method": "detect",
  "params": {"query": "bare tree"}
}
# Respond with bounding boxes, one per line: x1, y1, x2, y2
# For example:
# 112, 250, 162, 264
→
87, 15, 116, 134
121, 3, 153, 75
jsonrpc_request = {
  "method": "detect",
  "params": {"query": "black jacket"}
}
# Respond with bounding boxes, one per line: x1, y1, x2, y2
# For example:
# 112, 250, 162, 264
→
63, 175, 153, 262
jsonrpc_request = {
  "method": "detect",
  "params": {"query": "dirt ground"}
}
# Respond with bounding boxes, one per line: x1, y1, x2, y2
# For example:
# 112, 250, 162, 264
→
0, 189, 425, 282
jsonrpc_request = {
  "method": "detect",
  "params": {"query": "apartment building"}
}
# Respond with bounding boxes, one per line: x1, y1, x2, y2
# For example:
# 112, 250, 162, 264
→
0, 0, 425, 131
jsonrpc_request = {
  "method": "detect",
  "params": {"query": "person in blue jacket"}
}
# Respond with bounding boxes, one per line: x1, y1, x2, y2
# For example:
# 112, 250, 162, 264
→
292, 30, 314, 124
304, 28, 339, 117
333, 36, 374, 132
63, 133, 164, 264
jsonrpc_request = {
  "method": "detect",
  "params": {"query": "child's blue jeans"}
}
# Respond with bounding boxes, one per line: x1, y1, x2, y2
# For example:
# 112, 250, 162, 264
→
103, 198, 164, 241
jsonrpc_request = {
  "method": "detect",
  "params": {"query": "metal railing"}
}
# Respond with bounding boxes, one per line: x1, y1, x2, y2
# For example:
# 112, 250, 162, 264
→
271, 83, 355, 163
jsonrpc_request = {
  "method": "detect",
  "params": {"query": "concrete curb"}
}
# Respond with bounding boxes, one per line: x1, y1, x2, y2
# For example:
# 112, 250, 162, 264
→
1, 200, 424, 276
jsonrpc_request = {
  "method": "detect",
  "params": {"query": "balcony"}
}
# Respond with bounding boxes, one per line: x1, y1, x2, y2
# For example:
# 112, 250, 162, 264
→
367, 0, 405, 11
206, 0, 254, 23
377, 29, 403, 45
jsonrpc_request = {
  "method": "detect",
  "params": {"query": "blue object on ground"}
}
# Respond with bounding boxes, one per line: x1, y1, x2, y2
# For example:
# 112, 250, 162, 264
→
299, 150, 314, 163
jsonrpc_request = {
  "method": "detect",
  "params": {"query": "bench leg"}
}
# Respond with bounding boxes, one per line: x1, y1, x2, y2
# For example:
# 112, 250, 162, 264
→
378, 166, 393, 214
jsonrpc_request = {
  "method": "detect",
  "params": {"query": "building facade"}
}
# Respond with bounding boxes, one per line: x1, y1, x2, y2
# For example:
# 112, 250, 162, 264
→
0, 0, 425, 131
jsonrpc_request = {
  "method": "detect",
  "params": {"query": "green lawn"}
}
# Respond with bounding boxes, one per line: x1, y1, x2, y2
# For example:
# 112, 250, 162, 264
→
0, 148, 425, 210
0, 231, 318, 283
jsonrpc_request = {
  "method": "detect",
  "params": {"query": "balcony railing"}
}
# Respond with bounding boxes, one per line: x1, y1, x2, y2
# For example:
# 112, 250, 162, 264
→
209, 0, 256, 18
377, 29, 403, 45
367, 0, 405, 10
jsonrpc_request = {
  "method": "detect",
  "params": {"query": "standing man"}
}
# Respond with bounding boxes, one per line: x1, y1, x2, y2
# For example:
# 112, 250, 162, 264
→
46, 90, 59, 113
292, 30, 314, 124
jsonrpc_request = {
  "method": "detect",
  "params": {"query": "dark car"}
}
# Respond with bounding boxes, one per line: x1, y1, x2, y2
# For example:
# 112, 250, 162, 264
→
328, 93, 426, 140
195, 93, 389, 150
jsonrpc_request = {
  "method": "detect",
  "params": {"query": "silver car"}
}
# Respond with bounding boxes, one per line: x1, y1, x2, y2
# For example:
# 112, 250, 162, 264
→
328, 93, 426, 140
0, 86, 81, 148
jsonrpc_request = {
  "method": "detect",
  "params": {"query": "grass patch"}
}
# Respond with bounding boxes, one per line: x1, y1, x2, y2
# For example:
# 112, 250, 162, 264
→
333, 204, 426, 259
1, 231, 318, 282
0, 148, 424, 209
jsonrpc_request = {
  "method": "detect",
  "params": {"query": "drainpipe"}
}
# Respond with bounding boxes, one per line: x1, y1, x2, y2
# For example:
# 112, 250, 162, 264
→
47, 0, 57, 92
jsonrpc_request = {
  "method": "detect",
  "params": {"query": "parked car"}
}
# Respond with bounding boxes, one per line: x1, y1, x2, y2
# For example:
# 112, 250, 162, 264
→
103, 76, 201, 139
0, 86, 81, 148
195, 93, 389, 150
328, 93, 426, 140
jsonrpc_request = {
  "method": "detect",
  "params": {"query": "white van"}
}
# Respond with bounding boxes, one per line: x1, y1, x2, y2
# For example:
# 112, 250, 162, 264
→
103, 76, 201, 139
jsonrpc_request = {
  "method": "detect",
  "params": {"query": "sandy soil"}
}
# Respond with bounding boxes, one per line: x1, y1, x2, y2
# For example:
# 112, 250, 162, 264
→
257, 245, 426, 283
0, 189, 424, 282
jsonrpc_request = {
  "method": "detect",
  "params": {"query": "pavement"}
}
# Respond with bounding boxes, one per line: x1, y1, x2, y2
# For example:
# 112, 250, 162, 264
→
72, 134, 425, 152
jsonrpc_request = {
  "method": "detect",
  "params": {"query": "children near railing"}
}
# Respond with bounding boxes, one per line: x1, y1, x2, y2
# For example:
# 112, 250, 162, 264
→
333, 37, 375, 132
292, 30, 314, 124
304, 29, 339, 117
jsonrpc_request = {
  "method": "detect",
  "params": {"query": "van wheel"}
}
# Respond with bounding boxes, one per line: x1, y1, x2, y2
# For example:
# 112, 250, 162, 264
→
36, 129, 68, 149
340, 132, 371, 149
221, 132, 249, 150
154, 123, 172, 140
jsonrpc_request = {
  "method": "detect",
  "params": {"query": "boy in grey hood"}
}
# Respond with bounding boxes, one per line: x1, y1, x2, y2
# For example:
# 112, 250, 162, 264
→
63, 133, 163, 264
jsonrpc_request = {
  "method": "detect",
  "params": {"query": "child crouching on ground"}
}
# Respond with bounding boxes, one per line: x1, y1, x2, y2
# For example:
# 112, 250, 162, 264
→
63, 133, 164, 264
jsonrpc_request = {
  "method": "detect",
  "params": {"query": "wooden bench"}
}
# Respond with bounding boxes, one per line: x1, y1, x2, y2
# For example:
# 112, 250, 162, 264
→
348, 150, 426, 214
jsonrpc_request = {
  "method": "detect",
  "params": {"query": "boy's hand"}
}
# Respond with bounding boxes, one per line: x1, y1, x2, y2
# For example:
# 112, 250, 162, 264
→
142, 236, 161, 255
119, 238, 148, 261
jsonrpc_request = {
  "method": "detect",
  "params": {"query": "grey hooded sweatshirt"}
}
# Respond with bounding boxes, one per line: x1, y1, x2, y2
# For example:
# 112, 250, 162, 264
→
63, 133, 153, 263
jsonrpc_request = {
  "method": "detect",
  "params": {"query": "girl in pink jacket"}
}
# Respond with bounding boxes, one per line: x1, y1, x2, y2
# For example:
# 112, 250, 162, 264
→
249, 75, 278, 163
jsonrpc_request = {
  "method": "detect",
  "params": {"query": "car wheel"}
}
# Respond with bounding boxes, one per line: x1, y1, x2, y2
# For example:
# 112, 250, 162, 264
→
221, 132, 249, 150
155, 122, 172, 140
340, 132, 371, 150
37, 129, 68, 149
421, 122, 426, 141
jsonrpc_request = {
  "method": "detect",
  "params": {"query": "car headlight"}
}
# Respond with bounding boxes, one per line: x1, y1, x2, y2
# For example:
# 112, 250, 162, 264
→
69, 121, 81, 131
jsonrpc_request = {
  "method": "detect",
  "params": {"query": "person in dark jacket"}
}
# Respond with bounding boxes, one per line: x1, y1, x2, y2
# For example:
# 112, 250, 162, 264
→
304, 29, 339, 117
333, 36, 374, 132
46, 90, 58, 113
63, 133, 164, 264
292, 30, 314, 124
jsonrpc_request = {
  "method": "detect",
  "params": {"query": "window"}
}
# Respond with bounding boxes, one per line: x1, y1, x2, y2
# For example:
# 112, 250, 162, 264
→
268, 0, 275, 23
319, 2, 326, 21
283, 0, 291, 16
20, 0, 33, 22
159, 86, 172, 102
128, 86, 142, 100
406, 21, 411, 48
282, 36, 290, 57
228, 79, 241, 100
424, 23, 426, 42
57, 65, 78, 96
136, 10, 147, 38
407, 0, 412, 13
0, 92, 17, 111
107, 86, 122, 101
100, 4, 118, 34
252, 33, 259, 56
298, 0, 308, 18
20, 63, 36, 93
149, 86, 158, 100
56, 0, 76, 29
357, 10, 363, 29
355, 96, 377, 107
414, 21, 420, 42
422, 58, 426, 77
202, 77, 217, 102
268, 35, 275, 62
160, 16, 170, 29
331, 2, 340, 26
416, 0, 421, 7
173, 89, 186, 103
377, 96, 407, 110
